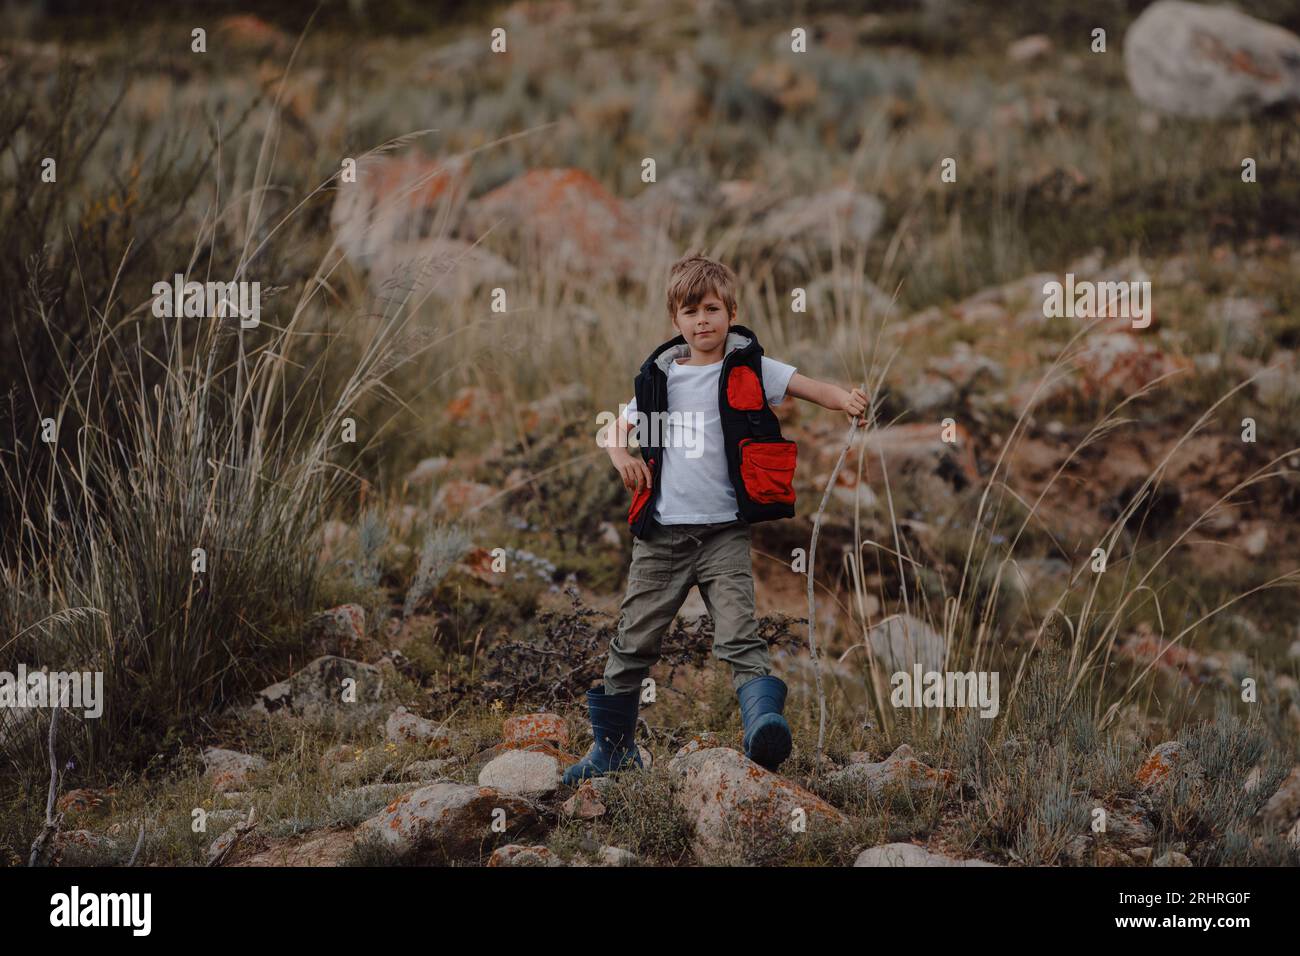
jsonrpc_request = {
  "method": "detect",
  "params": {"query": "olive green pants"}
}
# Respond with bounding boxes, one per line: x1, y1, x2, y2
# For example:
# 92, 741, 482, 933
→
604, 518, 771, 696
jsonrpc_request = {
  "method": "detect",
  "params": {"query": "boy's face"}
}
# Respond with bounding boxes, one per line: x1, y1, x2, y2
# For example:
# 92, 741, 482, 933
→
672, 290, 734, 353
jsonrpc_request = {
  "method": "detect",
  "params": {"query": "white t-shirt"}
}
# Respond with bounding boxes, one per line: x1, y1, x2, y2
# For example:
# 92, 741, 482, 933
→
621, 355, 797, 524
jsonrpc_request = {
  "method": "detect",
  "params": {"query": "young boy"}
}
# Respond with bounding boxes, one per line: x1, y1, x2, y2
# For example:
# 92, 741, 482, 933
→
565, 254, 867, 784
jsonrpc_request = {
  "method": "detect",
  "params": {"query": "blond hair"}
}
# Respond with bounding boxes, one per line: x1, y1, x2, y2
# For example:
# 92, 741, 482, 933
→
666, 254, 738, 321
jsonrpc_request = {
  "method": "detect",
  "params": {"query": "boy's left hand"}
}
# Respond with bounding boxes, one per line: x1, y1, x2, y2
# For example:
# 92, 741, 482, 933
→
841, 386, 868, 424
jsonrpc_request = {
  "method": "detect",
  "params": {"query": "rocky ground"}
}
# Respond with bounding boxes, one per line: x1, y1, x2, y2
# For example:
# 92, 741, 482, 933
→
6, 0, 1300, 867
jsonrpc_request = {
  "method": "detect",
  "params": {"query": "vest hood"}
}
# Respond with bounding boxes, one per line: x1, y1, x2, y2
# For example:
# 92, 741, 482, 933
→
641, 326, 758, 377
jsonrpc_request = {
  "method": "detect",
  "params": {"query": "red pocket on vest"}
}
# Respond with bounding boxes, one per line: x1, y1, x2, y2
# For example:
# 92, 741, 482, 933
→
627, 458, 655, 525
727, 366, 765, 410
738, 438, 797, 505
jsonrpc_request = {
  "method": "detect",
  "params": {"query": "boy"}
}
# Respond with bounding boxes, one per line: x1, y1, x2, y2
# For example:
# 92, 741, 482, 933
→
565, 254, 867, 784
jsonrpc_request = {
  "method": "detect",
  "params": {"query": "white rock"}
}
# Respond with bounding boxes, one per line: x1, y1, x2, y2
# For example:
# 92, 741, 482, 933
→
854, 843, 998, 867
356, 782, 539, 862
1125, 1, 1300, 117
478, 749, 563, 795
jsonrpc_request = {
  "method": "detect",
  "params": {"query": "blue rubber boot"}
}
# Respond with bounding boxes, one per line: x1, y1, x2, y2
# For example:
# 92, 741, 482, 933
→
737, 675, 792, 770
562, 688, 643, 786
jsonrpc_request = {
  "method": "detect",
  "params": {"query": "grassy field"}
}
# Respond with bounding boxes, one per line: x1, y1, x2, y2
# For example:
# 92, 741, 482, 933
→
2, 0, 1299, 867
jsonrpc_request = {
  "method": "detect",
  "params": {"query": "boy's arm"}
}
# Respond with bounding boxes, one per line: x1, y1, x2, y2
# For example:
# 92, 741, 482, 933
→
784, 372, 868, 422
600, 413, 653, 493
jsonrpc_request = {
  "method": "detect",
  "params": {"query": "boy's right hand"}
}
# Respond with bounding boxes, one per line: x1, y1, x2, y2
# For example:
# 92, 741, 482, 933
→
613, 452, 653, 494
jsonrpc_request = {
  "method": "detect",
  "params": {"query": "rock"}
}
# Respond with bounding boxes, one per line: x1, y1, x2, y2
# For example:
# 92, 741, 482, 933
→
207, 813, 257, 866
1074, 333, 1189, 399
432, 480, 497, 518
1124, 1, 1300, 118
216, 14, 291, 55
328, 783, 435, 821
1260, 766, 1300, 832
597, 845, 638, 866
233, 828, 356, 867
672, 747, 847, 865
385, 707, 452, 749
519, 383, 590, 433
330, 153, 471, 271
247, 656, 392, 725
848, 422, 980, 492
51, 829, 120, 865
56, 788, 113, 820
561, 782, 607, 820
863, 616, 947, 674
1064, 831, 1104, 865
203, 748, 268, 793
1154, 850, 1193, 867
464, 168, 668, 283
503, 713, 569, 749
826, 744, 956, 797
854, 843, 997, 867
1130, 846, 1154, 863
304, 604, 365, 657
1008, 34, 1053, 63
754, 188, 883, 258
478, 748, 566, 795
405, 456, 450, 487
1116, 626, 1221, 686
667, 732, 729, 773
487, 844, 563, 867
1100, 798, 1157, 848
1254, 351, 1300, 404
356, 782, 540, 863
629, 169, 721, 232
1136, 741, 1204, 799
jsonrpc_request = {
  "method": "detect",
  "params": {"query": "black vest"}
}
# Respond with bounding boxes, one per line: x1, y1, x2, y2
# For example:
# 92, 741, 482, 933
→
626, 324, 797, 539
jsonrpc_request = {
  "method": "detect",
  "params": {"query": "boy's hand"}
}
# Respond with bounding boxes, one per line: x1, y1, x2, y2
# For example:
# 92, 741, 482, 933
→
612, 449, 653, 494
841, 386, 868, 424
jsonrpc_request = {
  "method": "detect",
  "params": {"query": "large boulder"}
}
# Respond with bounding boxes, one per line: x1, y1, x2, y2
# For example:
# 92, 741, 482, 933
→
464, 168, 669, 283
671, 747, 847, 865
1125, 1, 1300, 118
356, 783, 541, 863
247, 656, 393, 725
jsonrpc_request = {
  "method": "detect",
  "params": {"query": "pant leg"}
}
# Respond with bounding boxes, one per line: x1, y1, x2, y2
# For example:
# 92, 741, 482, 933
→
694, 520, 771, 691
603, 521, 695, 696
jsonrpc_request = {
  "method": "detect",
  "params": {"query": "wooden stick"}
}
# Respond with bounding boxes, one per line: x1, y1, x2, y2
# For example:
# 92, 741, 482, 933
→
807, 412, 865, 761
28, 707, 63, 867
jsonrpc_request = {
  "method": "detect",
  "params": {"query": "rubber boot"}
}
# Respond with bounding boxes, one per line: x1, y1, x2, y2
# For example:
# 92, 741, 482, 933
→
562, 687, 643, 785
737, 675, 792, 770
